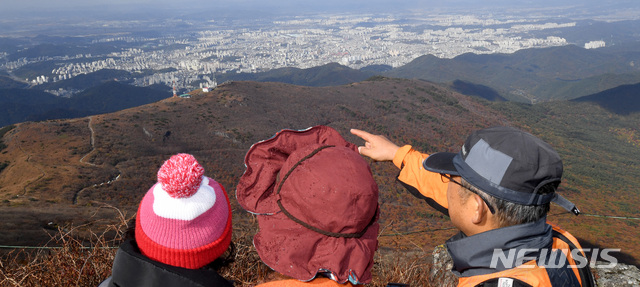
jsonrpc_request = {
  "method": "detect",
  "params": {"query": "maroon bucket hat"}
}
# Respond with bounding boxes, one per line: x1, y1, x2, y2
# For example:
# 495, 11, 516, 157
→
236, 125, 379, 284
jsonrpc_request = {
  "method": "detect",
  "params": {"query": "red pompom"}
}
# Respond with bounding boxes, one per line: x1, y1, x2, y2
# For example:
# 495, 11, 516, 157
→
157, 153, 205, 198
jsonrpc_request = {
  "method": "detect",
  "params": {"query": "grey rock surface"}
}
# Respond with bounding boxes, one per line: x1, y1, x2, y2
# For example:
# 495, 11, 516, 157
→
593, 261, 640, 287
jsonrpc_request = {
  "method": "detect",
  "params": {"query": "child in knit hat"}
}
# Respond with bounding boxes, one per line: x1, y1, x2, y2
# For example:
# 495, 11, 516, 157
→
99, 153, 234, 287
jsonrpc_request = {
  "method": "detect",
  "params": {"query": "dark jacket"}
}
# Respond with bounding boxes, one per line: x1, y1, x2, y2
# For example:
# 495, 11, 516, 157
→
99, 239, 234, 287
447, 218, 591, 286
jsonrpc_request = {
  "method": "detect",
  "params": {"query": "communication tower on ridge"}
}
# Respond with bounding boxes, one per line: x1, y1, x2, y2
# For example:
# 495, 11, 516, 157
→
172, 80, 177, 97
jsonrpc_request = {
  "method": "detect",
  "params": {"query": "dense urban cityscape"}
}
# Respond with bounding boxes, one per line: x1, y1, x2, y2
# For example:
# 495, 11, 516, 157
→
0, 10, 633, 94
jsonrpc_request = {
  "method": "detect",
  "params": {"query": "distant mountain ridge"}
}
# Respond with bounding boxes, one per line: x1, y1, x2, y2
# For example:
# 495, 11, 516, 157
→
216, 62, 378, 87
0, 81, 171, 127
0, 88, 63, 126
3, 43, 640, 128
572, 82, 640, 115
384, 44, 640, 102
214, 44, 640, 103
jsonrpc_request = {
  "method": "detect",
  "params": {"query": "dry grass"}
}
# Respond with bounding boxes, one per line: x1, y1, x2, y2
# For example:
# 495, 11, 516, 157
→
0, 206, 129, 287
371, 251, 435, 286
1, 208, 441, 287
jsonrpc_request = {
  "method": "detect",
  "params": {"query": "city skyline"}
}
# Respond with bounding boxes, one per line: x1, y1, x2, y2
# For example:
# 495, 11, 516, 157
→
1, 0, 639, 100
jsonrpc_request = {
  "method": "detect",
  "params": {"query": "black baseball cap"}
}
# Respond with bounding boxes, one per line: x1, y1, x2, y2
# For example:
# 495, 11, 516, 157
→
423, 126, 579, 215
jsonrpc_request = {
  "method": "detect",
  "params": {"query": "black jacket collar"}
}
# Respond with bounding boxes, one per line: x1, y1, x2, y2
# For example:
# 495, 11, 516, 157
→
446, 218, 553, 277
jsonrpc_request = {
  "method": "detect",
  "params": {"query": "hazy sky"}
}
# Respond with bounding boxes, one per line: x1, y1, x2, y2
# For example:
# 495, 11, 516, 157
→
0, 0, 636, 23
0, 0, 620, 14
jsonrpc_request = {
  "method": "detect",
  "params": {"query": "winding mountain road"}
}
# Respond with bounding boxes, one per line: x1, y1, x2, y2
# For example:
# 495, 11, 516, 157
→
73, 116, 121, 204
79, 116, 96, 166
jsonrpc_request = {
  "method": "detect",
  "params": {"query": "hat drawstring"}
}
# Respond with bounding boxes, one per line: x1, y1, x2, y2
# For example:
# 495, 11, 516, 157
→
275, 145, 377, 238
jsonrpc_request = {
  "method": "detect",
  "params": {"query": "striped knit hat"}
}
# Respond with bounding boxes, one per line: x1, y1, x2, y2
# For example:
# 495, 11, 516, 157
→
135, 153, 232, 269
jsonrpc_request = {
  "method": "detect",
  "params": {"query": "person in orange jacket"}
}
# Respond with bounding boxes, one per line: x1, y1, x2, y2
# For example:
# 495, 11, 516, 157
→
236, 126, 379, 286
351, 126, 595, 287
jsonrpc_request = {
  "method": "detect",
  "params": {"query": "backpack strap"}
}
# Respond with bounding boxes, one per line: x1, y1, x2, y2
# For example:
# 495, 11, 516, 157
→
552, 230, 596, 287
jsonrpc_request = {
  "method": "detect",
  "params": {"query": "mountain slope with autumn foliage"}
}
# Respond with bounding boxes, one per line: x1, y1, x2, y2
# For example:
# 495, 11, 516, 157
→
0, 77, 639, 268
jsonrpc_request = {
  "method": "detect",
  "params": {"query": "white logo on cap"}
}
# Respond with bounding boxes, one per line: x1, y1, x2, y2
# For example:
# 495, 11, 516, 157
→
461, 144, 467, 156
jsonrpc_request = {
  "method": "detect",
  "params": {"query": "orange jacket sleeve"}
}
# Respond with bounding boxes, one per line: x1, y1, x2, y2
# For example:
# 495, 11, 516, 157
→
393, 145, 449, 212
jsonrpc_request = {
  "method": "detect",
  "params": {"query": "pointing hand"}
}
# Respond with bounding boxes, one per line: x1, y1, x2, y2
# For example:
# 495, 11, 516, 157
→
350, 129, 400, 162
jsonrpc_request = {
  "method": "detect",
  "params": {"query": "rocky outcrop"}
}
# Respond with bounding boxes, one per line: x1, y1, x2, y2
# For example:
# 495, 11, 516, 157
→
593, 262, 640, 287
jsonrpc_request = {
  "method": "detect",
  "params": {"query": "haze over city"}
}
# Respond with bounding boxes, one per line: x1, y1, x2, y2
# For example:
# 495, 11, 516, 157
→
1, 0, 638, 20
1, 0, 639, 95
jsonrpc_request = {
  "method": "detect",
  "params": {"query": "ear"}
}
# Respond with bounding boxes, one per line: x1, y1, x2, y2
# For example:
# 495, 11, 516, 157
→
470, 194, 488, 224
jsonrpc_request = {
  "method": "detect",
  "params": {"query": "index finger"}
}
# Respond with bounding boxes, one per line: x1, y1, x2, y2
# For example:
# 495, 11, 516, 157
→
350, 128, 373, 142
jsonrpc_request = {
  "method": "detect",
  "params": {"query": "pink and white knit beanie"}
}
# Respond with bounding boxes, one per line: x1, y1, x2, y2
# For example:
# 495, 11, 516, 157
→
135, 153, 232, 269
